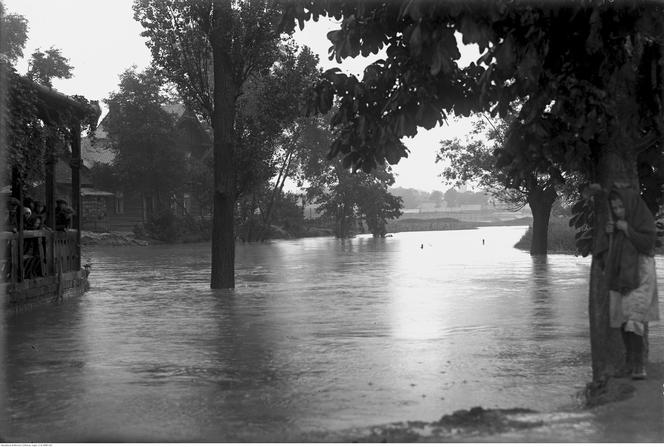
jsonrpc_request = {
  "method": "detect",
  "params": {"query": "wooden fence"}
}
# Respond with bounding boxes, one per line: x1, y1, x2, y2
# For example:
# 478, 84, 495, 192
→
1, 230, 80, 286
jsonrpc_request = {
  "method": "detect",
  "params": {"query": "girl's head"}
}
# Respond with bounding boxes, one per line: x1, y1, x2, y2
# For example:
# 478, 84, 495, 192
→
609, 191, 626, 220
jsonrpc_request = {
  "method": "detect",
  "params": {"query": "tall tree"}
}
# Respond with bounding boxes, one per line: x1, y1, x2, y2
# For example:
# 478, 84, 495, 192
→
104, 67, 186, 211
233, 44, 321, 241
135, 0, 291, 288
0, 2, 28, 64
280, 1, 664, 380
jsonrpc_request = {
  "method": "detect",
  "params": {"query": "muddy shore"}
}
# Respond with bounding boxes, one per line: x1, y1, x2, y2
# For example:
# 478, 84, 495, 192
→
291, 362, 662, 443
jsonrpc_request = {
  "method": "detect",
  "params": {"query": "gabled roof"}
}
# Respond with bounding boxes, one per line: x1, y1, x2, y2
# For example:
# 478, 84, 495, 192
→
55, 156, 92, 186
81, 103, 211, 168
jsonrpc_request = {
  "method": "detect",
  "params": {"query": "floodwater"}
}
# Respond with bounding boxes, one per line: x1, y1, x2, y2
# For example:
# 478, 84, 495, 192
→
2, 226, 663, 442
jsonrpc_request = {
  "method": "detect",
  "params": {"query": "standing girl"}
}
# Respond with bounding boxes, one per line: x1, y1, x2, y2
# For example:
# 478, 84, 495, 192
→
602, 187, 659, 380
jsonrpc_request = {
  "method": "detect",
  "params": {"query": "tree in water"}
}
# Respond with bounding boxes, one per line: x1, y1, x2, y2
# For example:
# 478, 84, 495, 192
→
280, 1, 664, 380
437, 113, 570, 255
135, 0, 305, 288
299, 114, 402, 238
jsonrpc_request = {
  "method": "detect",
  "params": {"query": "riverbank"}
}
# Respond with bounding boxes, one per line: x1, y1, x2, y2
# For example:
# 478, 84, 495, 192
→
513, 216, 577, 254
81, 231, 153, 246
81, 216, 529, 246
80, 226, 335, 246
513, 216, 664, 255
386, 216, 532, 234
292, 362, 663, 442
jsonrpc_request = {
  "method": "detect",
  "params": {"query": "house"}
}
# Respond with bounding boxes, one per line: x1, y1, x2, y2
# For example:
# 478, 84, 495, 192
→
81, 104, 212, 232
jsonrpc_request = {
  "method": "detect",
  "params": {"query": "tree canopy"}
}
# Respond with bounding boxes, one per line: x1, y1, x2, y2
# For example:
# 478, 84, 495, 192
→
0, 2, 28, 64
280, 1, 664, 178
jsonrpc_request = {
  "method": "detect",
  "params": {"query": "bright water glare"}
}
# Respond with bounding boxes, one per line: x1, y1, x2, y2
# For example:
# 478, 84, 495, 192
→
3, 226, 664, 441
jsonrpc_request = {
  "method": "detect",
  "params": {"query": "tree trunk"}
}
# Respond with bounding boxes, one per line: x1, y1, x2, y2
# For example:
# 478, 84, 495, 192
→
589, 149, 640, 380
210, 1, 236, 289
586, 37, 647, 380
257, 149, 292, 242
527, 186, 557, 256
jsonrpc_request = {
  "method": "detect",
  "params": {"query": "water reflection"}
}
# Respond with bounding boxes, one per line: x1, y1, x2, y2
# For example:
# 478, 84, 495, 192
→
530, 255, 555, 335
5, 227, 655, 442
0, 299, 7, 439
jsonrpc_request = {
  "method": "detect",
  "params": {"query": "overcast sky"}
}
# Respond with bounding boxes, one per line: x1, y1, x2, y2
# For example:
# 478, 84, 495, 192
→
4, 0, 479, 193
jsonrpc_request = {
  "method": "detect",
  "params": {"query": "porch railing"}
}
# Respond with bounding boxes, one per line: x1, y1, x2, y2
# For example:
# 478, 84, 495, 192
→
1, 229, 80, 286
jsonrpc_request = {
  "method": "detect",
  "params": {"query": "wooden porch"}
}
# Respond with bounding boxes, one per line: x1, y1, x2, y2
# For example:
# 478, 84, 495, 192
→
2, 229, 89, 311
2, 76, 98, 312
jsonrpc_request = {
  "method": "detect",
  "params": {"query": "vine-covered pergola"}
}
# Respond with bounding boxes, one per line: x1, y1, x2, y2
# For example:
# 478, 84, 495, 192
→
2, 72, 99, 297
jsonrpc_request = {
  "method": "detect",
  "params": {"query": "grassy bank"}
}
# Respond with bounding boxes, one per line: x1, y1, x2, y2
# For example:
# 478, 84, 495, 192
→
386, 217, 478, 233
513, 217, 576, 254
386, 216, 533, 234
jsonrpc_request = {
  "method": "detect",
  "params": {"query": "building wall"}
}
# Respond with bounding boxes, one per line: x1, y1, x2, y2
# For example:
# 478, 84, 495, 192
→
81, 196, 110, 232
106, 190, 146, 232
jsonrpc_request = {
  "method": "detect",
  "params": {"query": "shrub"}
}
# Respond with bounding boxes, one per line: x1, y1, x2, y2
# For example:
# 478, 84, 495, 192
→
145, 209, 183, 242
141, 210, 211, 243
514, 216, 576, 254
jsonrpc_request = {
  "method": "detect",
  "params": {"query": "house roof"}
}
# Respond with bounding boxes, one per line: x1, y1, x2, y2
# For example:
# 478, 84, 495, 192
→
55, 156, 92, 186
81, 103, 211, 168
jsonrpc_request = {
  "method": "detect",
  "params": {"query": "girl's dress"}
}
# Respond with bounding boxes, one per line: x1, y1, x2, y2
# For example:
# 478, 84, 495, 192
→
598, 188, 660, 335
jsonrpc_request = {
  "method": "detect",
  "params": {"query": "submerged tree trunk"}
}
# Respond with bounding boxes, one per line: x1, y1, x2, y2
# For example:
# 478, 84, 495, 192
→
527, 186, 557, 256
210, 1, 236, 289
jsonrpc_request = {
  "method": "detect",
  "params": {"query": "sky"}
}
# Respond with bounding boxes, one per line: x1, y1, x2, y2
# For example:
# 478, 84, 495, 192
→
4, 0, 479, 193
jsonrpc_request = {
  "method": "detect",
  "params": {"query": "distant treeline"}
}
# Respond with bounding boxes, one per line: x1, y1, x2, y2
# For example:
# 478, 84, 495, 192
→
389, 187, 491, 209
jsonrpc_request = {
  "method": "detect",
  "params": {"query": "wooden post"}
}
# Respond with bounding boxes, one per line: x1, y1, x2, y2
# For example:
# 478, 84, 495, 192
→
45, 136, 56, 275
11, 167, 24, 282
10, 237, 17, 287
70, 123, 82, 271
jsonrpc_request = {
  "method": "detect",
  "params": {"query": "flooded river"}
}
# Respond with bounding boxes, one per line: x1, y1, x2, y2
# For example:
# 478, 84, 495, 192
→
3, 226, 664, 441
